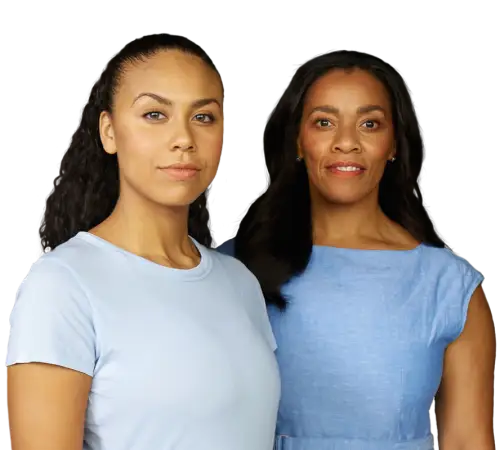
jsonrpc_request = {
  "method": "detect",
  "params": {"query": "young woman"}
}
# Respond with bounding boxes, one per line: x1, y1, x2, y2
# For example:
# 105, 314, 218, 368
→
6, 34, 280, 450
219, 51, 495, 450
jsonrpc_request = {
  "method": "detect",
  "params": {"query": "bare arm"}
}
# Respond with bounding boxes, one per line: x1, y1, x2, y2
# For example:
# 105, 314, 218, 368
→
8, 363, 92, 450
435, 285, 496, 450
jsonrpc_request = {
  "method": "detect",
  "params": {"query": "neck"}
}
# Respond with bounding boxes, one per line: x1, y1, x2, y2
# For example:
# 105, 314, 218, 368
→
92, 186, 197, 265
311, 188, 390, 246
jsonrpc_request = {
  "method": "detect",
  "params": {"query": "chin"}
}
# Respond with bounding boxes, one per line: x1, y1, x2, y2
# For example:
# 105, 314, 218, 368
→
326, 196, 362, 206
163, 197, 200, 209
148, 192, 200, 210
320, 187, 369, 206
153, 184, 207, 206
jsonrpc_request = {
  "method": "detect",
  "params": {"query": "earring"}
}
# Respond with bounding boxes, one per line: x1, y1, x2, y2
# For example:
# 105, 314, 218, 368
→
390, 156, 396, 162
296, 156, 302, 162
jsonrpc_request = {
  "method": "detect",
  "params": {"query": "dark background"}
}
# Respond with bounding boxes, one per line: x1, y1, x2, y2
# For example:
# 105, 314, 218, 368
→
2, 30, 500, 446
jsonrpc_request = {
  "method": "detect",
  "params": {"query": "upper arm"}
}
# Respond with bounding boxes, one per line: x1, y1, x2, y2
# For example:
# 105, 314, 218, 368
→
8, 363, 92, 450
435, 285, 496, 450
6, 257, 96, 449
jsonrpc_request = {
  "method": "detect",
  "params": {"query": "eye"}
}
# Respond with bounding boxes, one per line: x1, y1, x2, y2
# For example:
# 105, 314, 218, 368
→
361, 119, 380, 130
194, 113, 215, 123
144, 111, 166, 121
315, 118, 333, 128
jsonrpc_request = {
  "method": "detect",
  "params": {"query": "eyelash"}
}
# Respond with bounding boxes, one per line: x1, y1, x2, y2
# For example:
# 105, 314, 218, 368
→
143, 111, 216, 123
314, 118, 381, 130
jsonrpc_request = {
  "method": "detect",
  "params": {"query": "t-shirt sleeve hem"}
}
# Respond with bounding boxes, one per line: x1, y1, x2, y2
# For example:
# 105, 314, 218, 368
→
453, 269, 485, 342
6, 354, 94, 378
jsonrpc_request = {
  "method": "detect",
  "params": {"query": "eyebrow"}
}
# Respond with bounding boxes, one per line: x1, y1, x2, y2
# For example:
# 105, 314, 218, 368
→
132, 92, 221, 108
309, 104, 387, 115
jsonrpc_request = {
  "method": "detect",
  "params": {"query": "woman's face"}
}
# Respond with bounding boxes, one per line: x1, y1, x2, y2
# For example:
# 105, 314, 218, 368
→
100, 49, 224, 209
298, 68, 395, 206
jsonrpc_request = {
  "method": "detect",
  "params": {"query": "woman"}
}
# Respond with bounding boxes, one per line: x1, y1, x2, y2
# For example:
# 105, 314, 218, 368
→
218, 50, 495, 450
6, 34, 280, 450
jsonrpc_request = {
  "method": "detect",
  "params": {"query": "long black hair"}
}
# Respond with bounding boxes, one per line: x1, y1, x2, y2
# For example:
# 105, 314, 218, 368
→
234, 50, 445, 309
40, 33, 221, 252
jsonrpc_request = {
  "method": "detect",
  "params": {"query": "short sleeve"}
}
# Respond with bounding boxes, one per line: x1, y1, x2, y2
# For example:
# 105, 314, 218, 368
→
438, 255, 484, 344
6, 257, 96, 377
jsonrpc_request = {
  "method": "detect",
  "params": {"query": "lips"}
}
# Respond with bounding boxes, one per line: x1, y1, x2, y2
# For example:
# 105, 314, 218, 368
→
326, 161, 366, 176
162, 163, 201, 171
326, 161, 366, 170
158, 162, 202, 180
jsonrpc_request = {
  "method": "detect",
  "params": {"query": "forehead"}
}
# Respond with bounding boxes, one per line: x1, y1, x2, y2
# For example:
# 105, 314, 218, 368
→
304, 69, 391, 110
116, 50, 223, 103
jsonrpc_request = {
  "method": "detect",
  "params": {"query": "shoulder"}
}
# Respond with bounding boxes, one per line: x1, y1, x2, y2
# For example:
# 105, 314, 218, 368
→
420, 245, 484, 343
7, 237, 97, 376
47, 232, 108, 272
209, 241, 277, 351
13, 245, 94, 325
420, 244, 483, 283
11, 234, 102, 333
209, 241, 259, 291
20, 253, 83, 296
24, 233, 130, 296
208, 240, 267, 312
214, 238, 257, 285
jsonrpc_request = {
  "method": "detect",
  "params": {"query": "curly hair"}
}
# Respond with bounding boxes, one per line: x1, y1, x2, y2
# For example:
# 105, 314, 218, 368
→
40, 33, 221, 252
234, 50, 445, 309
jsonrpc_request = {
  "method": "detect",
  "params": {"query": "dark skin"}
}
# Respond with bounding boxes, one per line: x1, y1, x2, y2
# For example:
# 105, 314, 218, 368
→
298, 68, 495, 449
436, 285, 496, 449
298, 68, 409, 250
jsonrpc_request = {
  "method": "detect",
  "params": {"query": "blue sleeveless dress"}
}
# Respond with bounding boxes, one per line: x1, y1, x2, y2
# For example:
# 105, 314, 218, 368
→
217, 240, 483, 450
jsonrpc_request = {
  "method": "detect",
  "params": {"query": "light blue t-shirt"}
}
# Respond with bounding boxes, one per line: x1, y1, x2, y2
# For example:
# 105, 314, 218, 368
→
218, 239, 484, 450
6, 232, 280, 450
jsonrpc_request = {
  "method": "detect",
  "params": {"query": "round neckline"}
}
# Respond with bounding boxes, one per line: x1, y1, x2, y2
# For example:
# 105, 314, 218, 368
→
312, 242, 424, 254
75, 231, 213, 281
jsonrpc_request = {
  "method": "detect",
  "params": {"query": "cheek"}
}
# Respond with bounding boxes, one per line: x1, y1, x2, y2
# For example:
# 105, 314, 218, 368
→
364, 138, 392, 158
195, 128, 224, 167
114, 120, 223, 184
115, 125, 159, 163
361, 135, 393, 177
116, 125, 158, 157
193, 131, 223, 196
300, 127, 330, 160
113, 126, 163, 192
361, 126, 394, 156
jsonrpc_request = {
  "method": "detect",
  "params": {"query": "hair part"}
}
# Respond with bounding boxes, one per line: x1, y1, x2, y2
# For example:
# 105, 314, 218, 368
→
40, 33, 221, 252
234, 50, 445, 309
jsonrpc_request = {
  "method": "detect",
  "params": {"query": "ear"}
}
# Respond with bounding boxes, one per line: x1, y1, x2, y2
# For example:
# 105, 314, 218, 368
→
99, 110, 117, 155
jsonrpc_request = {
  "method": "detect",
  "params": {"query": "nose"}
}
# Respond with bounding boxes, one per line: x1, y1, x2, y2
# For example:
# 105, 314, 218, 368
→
169, 120, 196, 152
331, 125, 361, 154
